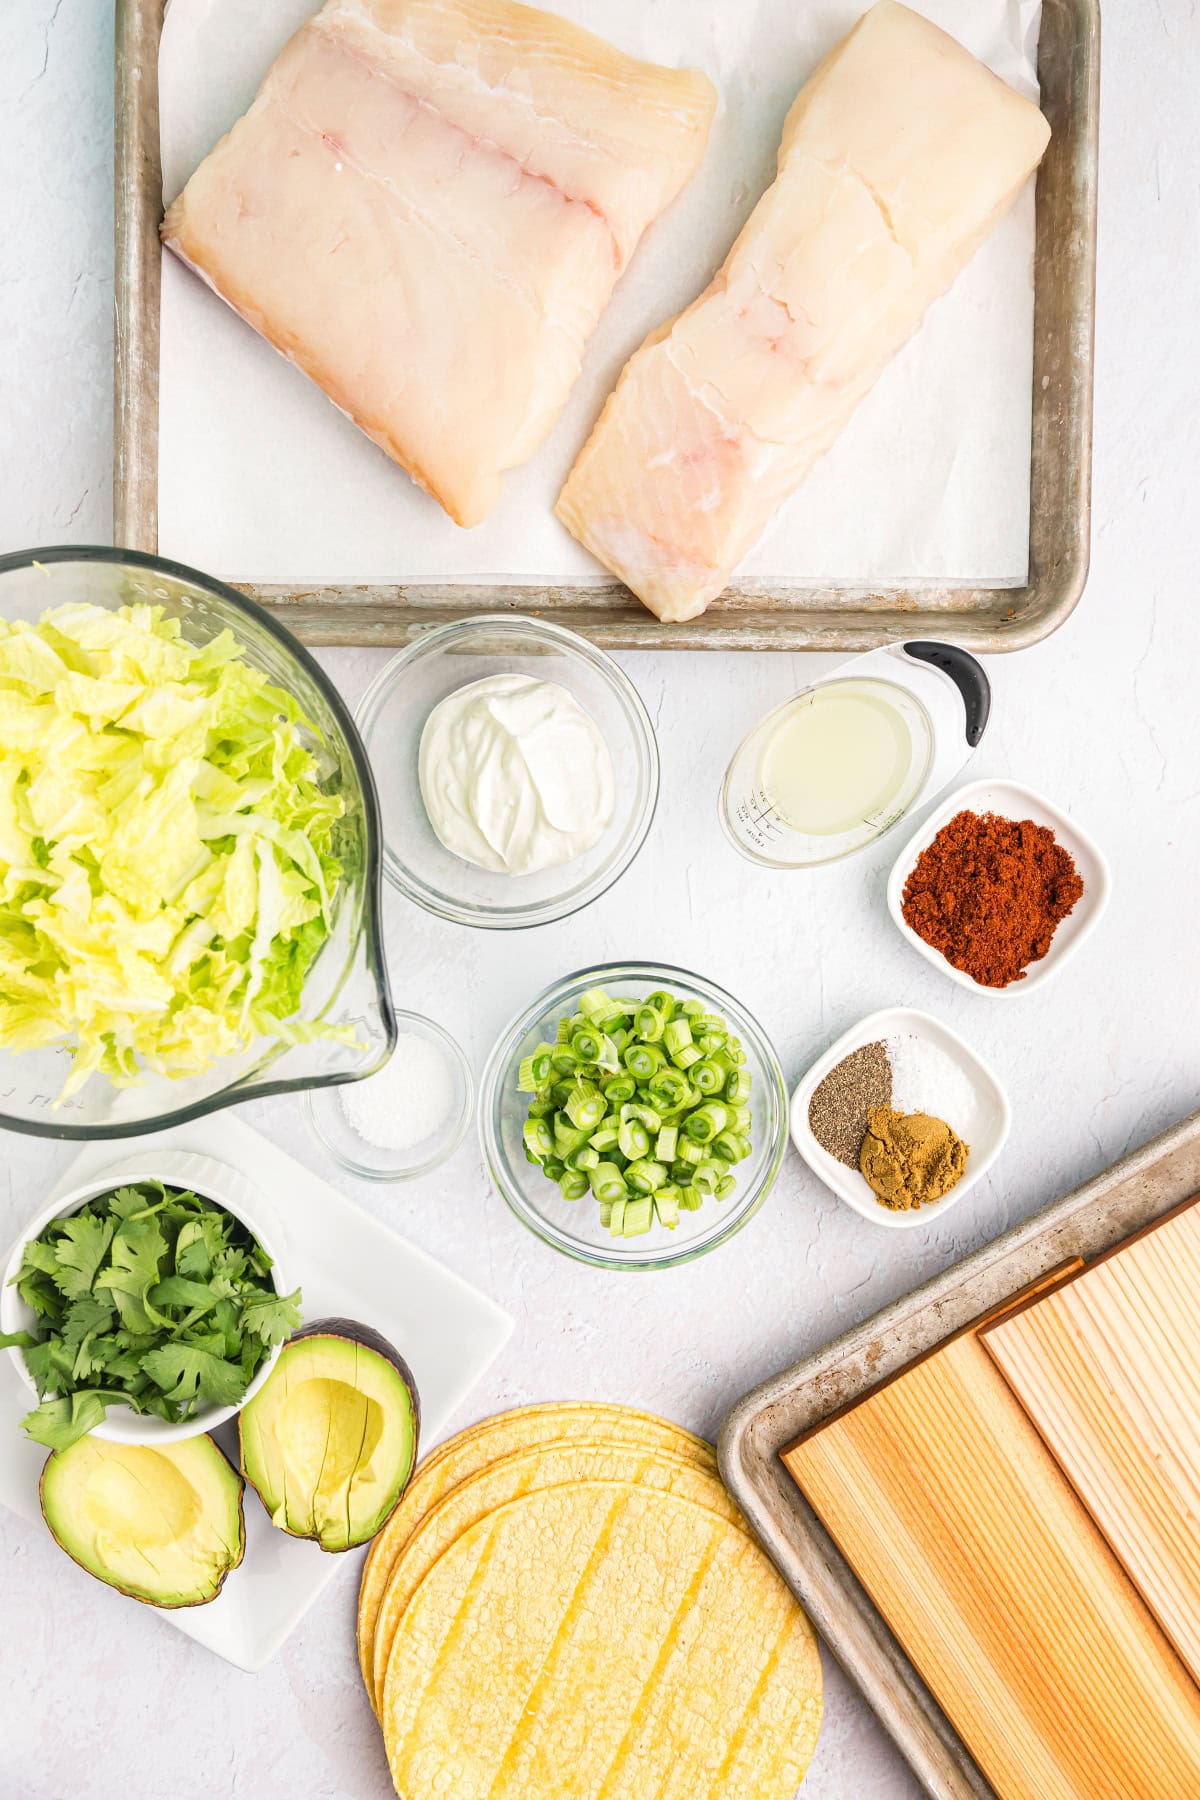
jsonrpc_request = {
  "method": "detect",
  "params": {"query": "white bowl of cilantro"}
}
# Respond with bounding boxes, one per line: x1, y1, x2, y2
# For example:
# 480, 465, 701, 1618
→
0, 1151, 299, 1450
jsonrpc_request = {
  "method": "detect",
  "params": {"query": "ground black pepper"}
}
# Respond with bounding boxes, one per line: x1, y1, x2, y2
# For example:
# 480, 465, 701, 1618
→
808, 1041, 892, 1167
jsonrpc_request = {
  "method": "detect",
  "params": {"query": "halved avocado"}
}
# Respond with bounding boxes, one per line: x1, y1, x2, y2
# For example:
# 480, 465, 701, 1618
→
40, 1433, 245, 1608
239, 1319, 419, 1552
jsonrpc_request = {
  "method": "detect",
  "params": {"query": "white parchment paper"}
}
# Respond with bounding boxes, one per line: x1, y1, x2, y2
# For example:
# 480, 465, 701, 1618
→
157, 0, 1042, 588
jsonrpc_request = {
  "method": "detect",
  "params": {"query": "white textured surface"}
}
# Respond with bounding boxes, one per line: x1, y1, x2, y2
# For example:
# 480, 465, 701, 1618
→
2, 3, 1199, 1798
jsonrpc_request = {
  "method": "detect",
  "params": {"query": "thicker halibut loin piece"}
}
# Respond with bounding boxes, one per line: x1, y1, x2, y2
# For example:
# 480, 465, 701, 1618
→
161, 0, 716, 527
556, 0, 1051, 623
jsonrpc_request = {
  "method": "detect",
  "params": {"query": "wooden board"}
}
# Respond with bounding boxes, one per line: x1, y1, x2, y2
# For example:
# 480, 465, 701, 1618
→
111, 0, 1099, 651
984, 1196, 1200, 1688
783, 1327, 1200, 1800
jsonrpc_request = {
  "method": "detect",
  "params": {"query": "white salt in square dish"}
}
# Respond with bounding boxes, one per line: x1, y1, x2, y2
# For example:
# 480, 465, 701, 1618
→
886, 777, 1111, 996
790, 1007, 1011, 1230
0, 1113, 512, 1671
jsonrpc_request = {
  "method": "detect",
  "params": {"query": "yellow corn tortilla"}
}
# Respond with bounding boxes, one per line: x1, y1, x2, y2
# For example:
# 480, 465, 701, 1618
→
369, 1438, 737, 1715
357, 1402, 712, 1698
381, 1480, 823, 1800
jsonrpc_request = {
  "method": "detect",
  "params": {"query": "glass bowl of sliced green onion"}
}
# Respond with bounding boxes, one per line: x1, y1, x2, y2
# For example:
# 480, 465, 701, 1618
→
479, 963, 789, 1270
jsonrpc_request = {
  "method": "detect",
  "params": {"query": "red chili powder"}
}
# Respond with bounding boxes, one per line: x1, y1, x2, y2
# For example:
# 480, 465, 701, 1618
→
901, 810, 1084, 988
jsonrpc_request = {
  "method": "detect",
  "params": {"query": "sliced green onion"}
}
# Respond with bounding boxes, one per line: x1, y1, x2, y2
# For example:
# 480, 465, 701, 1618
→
518, 1044, 556, 1091
635, 1005, 665, 1042
691, 1160, 726, 1195
553, 1118, 592, 1155
569, 1027, 600, 1062
543, 1158, 565, 1182
663, 1017, 693, 1057
621, 1101, 662, 1132
599, 1200, 613, 1228
683, 1102, 729, 1144
654, 1125, 678, 1162
527, 1096, 556, 1119
623, 1196, 653, 1237
565, 1084, 606, 1130
713, 1130, 752, 1164
579, 986, 614, 1021
624, 1041, 665, 1080
559, 1169, 589, 1201
698, 1032, 727, 1057
590, 1162, 628, 1203
725, 1067, 752, 1105
678, 1186, 703, 1211
618, 1118, 651, 1162
672, 1044, 702, 1070
715, 1177, 737, 1201
653, 1187, 680, 1230
647, 1067, 689, 1111
608, 1195, 627, 1236
676, 1138, 705, 1167
691, 1059, 724, 1096
682, 999, 705, 1019
645, 990, 676, 1019
604, 1074, 637, 1107
523, 1116, 554, 1162
625, 1159, 667, 1195
589, 1124, 620, 1152
729, 1105, 752, 1136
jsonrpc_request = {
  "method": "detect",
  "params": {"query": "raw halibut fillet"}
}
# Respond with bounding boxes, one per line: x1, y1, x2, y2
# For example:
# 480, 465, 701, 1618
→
556, 1, 1051, 622
161, 0, 715, 527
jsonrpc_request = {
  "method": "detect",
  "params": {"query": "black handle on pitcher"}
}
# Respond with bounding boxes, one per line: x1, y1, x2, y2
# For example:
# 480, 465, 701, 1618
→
902, 642, 991, 747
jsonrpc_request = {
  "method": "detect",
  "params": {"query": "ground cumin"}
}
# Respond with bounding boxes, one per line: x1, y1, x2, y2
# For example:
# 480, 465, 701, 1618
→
859, 1105, 969, 1210
902, 809, 1084, 988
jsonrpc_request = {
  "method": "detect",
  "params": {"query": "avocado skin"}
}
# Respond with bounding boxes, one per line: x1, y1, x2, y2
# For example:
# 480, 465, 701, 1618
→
39, 1435, 246, 1610
239, 1318, 420, 1552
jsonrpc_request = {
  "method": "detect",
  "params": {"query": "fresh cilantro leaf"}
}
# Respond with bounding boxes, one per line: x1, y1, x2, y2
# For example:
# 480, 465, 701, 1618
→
60, 1295, 115, 1352
149, 1275, 219, 1314
209, 1296, 243, 1360
242, 1286, 303, 1346
94, 1214, 168, 1330
15, 1268, 62, 1322
107, 1184, 159, 1221
139, 1343, 247, 1412
20, 1338, 62, 1398
174, 1211, 226, 1280
20, 1389, 120, 1452
47, 1213, 113, 1299
17, 1240, 59, 1277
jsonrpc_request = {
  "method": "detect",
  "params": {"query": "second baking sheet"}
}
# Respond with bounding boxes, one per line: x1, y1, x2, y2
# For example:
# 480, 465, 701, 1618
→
783, 1326, 1200, 1800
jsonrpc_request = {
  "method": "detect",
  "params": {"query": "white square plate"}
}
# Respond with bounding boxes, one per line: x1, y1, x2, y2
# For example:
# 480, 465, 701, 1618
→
790, 1007, 1012, 1229
0, 1114, 512, 1670
886, 778, 1111, 996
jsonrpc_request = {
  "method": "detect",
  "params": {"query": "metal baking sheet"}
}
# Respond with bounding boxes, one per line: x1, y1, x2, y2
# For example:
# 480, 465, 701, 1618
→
113, 0, 1098, 651
718, 1108, 1200, 1800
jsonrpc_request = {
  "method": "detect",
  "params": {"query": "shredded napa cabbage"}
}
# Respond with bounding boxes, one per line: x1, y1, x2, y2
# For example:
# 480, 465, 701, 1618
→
0, 602, 348, 1097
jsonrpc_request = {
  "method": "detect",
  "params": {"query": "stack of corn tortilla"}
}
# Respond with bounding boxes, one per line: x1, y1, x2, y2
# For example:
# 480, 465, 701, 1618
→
358, 1402, 823, 1798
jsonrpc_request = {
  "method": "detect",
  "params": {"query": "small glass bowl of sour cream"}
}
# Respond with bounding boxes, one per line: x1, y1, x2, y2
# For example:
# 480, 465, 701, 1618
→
356, 616, 659, 929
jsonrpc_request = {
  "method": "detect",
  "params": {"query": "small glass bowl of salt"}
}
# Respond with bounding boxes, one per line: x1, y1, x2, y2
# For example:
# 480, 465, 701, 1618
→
305, 1012, 474, 1181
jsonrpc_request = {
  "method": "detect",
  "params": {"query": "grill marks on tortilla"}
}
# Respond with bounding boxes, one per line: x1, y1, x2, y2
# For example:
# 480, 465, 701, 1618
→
380, 1482, 823, 1799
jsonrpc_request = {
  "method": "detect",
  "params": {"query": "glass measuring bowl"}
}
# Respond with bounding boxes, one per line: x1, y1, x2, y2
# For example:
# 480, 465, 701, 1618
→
0, 547, 396, 1138
719, 642, 990, 870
